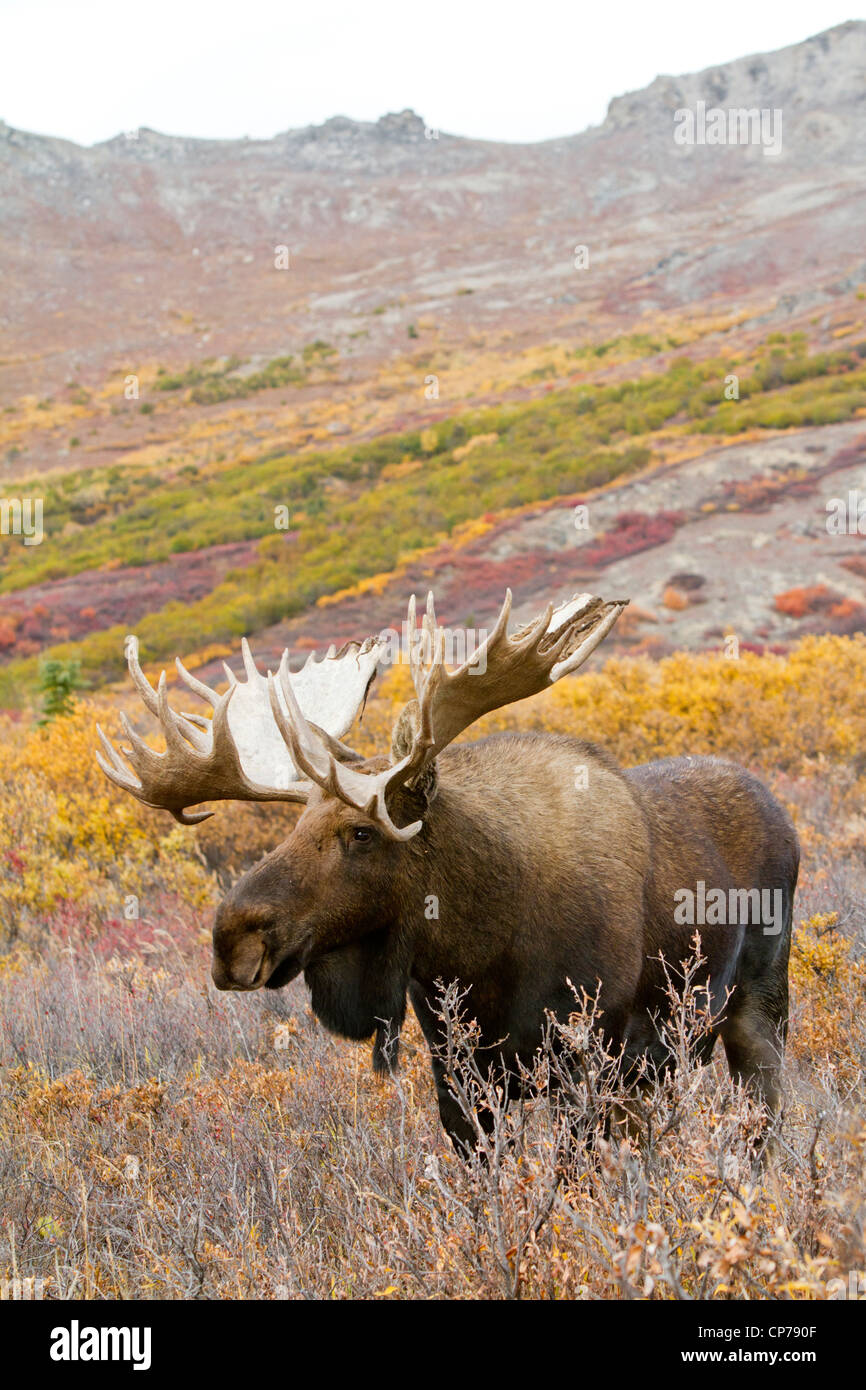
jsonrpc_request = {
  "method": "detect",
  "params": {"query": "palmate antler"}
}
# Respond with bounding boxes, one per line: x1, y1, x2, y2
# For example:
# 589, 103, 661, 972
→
393, 588, 627, 785
96, 634, 383, 824
261, 589, 627, 840
97, 590, 626, 835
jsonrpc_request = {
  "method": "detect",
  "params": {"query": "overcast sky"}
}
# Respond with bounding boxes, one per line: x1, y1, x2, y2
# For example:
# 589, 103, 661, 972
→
0, 0, 860, 146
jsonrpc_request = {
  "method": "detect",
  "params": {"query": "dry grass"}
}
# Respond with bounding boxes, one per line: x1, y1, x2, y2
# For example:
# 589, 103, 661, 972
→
0, 923, 863, 1300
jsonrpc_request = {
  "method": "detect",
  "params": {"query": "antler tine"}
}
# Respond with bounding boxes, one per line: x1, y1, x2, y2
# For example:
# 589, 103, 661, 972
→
332, 744, 423, 839
155, 671, 205, 756
179, 668, 248, 753
275, 649, 334, 777
268, 665, 329, 787
175, 655, 220, 707
423, 592, 449, 661
158, 667, 214, 756
241, 637, 259, 682
125, 648, 212, 756
550, 599, 627, 681
308, 722, 364, 764
95, 725, 141, 792
208, 679, 252, 774
512, 599, 554, 653
406, 594, 425, 701
453, 587, 514, 678
167, 806, 216, 827
180, 712, 211, 731
268, 662, 422, 840
424, 590, 438, 641
125, 636, 160, 718
362, 781, 422, 841
429, 620, 447, 694
119, 708, 158, 764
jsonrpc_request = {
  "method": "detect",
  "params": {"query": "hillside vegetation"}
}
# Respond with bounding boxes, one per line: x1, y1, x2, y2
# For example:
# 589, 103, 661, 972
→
1, 334, 865, 704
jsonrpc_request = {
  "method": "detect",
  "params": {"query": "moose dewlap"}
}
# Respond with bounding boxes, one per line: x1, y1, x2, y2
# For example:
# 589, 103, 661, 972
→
97, 590, 798, 1152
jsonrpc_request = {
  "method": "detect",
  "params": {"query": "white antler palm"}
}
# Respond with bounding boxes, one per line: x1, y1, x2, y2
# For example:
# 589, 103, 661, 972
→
96, 634, 383, 823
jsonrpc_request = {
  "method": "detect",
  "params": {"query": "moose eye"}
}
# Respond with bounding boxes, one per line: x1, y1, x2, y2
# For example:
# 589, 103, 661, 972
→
351, 826, 374, 844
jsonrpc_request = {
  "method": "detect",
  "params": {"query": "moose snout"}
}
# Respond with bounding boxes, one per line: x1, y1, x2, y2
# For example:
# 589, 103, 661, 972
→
211, 925, 269, 991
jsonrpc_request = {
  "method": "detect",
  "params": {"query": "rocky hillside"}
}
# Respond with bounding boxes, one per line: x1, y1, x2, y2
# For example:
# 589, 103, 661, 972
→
1, 22, 865, 401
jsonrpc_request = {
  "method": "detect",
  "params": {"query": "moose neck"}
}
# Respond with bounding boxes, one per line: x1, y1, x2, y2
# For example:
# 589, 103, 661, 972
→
399, 767, 529, 989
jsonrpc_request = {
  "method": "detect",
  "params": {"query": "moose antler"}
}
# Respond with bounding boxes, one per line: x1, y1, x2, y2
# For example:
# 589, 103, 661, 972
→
394, 589, 626, 785
259, 589, 626, 841
96, 635, 383, 824
98, 591, 625, 837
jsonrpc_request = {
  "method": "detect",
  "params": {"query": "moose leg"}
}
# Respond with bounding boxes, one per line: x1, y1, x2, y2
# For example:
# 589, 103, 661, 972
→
408, 985, 497, 1155
607, 1054, 681, 1150
721, 879, 792, 1158
606, 1020, 685, 1149
721, 988, 787, 1143
428, 1054, 496, 1155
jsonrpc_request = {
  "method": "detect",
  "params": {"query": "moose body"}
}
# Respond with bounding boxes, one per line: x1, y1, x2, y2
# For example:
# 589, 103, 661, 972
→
99, 590, 798, 1152
212, 731, 798, 1150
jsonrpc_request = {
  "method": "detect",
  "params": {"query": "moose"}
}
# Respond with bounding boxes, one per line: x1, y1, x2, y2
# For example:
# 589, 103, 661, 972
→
97, 591, 798, 1151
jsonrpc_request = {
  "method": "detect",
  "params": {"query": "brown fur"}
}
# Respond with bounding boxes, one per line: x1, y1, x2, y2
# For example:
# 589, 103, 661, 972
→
212, 733, 798, 1149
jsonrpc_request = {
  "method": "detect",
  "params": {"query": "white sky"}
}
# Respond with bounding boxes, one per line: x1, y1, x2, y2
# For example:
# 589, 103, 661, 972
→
0, 0, 861, 146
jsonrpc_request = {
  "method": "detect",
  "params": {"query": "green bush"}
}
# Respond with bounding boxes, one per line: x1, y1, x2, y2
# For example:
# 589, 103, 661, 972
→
37, 659, 82, 725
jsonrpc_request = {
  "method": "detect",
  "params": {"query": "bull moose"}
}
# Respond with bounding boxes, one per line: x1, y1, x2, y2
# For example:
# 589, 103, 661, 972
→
97, 591, 798, 1151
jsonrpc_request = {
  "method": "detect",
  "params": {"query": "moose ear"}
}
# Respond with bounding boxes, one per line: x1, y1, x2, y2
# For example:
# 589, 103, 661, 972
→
390, 699, 438, 814
390, 699, 420, 761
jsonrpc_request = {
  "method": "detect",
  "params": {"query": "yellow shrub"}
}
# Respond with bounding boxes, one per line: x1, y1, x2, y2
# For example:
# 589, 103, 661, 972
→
470, 634, 866, 773
789, 912, 866, 1072
0, 704, 213, 940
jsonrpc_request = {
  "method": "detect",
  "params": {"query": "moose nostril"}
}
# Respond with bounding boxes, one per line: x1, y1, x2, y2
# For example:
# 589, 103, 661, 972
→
213, 931, 268, 990
211, 957, 234, 990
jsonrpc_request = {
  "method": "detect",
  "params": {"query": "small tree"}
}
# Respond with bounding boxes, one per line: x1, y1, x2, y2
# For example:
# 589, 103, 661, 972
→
38, 658, 81, 725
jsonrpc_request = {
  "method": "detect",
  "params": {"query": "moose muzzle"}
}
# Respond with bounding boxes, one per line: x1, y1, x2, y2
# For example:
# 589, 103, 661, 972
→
211, 928, 269, 990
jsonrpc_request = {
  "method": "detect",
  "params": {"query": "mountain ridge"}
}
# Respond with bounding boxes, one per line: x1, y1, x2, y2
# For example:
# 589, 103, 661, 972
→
2, 20, 863, 155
